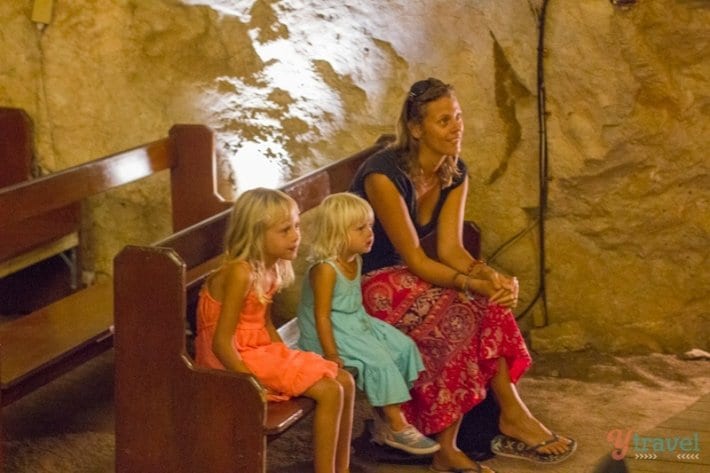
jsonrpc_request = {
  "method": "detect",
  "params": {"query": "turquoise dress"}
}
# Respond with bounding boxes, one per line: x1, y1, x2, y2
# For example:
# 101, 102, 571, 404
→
297, 258, 424, 406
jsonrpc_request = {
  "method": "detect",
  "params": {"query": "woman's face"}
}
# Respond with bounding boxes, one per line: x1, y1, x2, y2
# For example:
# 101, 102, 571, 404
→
411, 94, 464, 159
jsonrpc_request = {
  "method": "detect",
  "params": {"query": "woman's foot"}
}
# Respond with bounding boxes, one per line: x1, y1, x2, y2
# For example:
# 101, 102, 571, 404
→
431, 448, 496, 473
498, 413, 574, 456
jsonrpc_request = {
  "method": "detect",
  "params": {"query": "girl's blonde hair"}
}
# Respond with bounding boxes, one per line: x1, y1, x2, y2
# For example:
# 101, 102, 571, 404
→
310, 192, 373, 261
223, 187, 297, 294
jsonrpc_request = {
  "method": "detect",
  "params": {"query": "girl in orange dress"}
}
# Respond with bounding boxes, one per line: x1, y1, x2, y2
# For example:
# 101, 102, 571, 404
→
195, 187, 355, 473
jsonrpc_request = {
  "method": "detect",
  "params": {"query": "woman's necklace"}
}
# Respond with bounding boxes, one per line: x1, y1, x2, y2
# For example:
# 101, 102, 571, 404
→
413, 167, 439, 195
414, 174, 440, 202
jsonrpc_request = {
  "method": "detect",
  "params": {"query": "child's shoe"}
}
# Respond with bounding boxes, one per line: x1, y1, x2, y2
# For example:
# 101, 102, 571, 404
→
370, 417, 440, 455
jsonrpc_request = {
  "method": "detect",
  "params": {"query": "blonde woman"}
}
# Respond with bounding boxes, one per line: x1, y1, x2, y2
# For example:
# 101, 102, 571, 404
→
350, 78, 576, 472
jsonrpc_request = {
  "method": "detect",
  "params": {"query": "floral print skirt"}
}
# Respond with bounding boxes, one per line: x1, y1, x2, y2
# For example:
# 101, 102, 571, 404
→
361, 265, 532, 435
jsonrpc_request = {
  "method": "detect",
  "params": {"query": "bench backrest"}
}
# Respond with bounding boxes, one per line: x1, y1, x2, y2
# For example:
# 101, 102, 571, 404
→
155, 135, 396, 324
0, 108, 33, 187
0, 122, 231, 261
154, 134, 395, 268
0, 108, 81, 264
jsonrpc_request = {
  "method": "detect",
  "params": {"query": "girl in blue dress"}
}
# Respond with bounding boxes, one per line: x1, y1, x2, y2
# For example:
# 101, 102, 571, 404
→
297, 192, 439, 456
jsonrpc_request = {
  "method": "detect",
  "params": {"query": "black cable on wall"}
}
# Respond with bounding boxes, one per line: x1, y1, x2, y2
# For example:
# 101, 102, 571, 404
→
534, 0, 550, 326
487, 0, 550, 323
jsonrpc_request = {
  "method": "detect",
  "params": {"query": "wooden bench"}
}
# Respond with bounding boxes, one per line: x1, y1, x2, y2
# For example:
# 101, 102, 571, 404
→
0, 107, 80, 282
0, 108, 79, 277
113, 135, 482, 473
0, 123, 231, 452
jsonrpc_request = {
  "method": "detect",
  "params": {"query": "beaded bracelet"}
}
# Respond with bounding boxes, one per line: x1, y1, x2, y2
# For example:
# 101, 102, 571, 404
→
453, 272, 468, 291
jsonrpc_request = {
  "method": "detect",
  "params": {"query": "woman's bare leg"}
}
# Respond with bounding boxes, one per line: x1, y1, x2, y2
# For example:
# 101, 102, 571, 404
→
303, 377, 344, 473
334, 369, 355, 473
491, 357, 573, 455
431, 418, 495, 473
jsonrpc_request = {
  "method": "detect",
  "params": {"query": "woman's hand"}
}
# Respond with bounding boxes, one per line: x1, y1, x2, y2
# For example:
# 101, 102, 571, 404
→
466, 273, 519, 308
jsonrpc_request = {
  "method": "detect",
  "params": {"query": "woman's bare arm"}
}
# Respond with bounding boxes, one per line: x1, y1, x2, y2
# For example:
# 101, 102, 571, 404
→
365, 172, 516, 305
365, 173, 470, 288
436, 175, 519, 305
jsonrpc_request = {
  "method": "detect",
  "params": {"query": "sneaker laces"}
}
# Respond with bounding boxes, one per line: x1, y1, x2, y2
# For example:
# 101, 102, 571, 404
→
397, 425, 426, 442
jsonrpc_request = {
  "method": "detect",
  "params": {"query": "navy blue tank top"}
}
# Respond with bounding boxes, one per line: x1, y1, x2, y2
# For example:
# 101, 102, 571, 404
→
349, 148, 468, 274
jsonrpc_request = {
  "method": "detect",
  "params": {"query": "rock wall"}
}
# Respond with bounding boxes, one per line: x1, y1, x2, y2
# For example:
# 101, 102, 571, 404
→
534, 0, 709, 353
0, 0, 707, 353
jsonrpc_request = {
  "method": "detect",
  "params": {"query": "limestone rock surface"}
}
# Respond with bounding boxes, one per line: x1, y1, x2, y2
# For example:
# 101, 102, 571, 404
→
0, 0, 706, 353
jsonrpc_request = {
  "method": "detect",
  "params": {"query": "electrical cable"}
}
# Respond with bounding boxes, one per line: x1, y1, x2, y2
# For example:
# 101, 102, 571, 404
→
536, 0, 550, 325
484, 0, 550, 322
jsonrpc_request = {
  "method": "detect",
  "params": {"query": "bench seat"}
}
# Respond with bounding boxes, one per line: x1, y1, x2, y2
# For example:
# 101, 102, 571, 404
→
0, 281, 113, 405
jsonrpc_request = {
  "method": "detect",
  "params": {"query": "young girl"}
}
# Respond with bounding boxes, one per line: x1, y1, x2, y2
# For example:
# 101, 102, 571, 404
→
194, 187, 355, 473
297, 192, 439, 456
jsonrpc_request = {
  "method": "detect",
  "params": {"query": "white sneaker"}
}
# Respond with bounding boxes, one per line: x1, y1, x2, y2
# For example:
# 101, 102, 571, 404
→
384, 424, 440, 455
370, 417, 440, 455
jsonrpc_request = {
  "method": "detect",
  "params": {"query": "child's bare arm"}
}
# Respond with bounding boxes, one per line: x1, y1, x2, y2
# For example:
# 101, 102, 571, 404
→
264, 306, 282, 343
310, 263, 344, 367
212, 261, 253, 374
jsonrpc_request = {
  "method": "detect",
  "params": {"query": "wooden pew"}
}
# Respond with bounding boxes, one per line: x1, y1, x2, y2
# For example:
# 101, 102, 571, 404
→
0, 124, 231, 441
113, 135, 482, 473
0, 108, 80, 278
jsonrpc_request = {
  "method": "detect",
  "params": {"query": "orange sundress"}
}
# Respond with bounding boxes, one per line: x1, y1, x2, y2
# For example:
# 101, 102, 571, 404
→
195, 283, 337, 401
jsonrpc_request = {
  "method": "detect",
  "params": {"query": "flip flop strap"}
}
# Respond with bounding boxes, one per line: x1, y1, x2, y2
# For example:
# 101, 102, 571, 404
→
528, 433, 560, 451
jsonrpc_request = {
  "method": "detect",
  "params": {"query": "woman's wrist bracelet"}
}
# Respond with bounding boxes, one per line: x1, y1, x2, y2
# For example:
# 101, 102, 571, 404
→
453, 272, 468, 291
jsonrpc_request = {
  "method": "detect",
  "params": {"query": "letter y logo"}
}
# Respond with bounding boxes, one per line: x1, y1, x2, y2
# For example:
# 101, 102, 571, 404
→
607, 429, 633, 460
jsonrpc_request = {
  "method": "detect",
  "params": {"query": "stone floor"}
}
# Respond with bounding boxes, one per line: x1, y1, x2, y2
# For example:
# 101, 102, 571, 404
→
2, 349, 708, 473
360, 394, 710, 473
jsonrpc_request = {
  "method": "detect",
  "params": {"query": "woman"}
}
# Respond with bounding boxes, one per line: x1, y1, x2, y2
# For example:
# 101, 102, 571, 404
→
350, 78, 575, 472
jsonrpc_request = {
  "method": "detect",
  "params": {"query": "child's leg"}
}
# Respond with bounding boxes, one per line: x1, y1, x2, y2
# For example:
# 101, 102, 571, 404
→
379, 403, 409, 431
302, 376, 344, 473
334, 369, 355, 473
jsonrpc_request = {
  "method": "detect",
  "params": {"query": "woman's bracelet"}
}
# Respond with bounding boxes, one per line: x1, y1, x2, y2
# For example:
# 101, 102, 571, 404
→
453, 272, 468, 291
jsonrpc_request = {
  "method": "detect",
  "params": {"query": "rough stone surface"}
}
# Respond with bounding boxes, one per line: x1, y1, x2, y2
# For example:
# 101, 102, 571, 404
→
0, 0, 707, 353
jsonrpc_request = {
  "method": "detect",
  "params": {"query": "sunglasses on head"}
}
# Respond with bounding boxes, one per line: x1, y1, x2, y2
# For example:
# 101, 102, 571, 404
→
408, 79, 434, 100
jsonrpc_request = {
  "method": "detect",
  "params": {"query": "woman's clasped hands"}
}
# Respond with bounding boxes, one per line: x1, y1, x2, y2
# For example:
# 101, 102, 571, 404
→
465, 265, 519, 308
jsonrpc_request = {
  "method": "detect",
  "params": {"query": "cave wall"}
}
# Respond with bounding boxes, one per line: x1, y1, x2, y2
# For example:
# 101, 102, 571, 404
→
1, 0, 707, 353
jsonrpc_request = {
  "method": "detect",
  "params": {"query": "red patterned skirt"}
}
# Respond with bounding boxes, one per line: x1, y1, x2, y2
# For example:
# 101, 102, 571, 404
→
361, 265, 532, 436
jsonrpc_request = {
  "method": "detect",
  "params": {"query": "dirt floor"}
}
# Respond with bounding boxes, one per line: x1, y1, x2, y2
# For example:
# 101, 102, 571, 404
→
268, 349, 710, 473
2, 349, 708, 472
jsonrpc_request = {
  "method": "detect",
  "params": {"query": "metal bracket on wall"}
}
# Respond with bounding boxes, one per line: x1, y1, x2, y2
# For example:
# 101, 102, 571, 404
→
32, 0, 54, 29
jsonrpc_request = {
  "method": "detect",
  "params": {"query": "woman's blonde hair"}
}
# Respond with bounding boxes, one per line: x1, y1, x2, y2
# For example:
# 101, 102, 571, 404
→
391, 77, 461, 187
223, 187, 297, 294
309, 192, 373, 261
